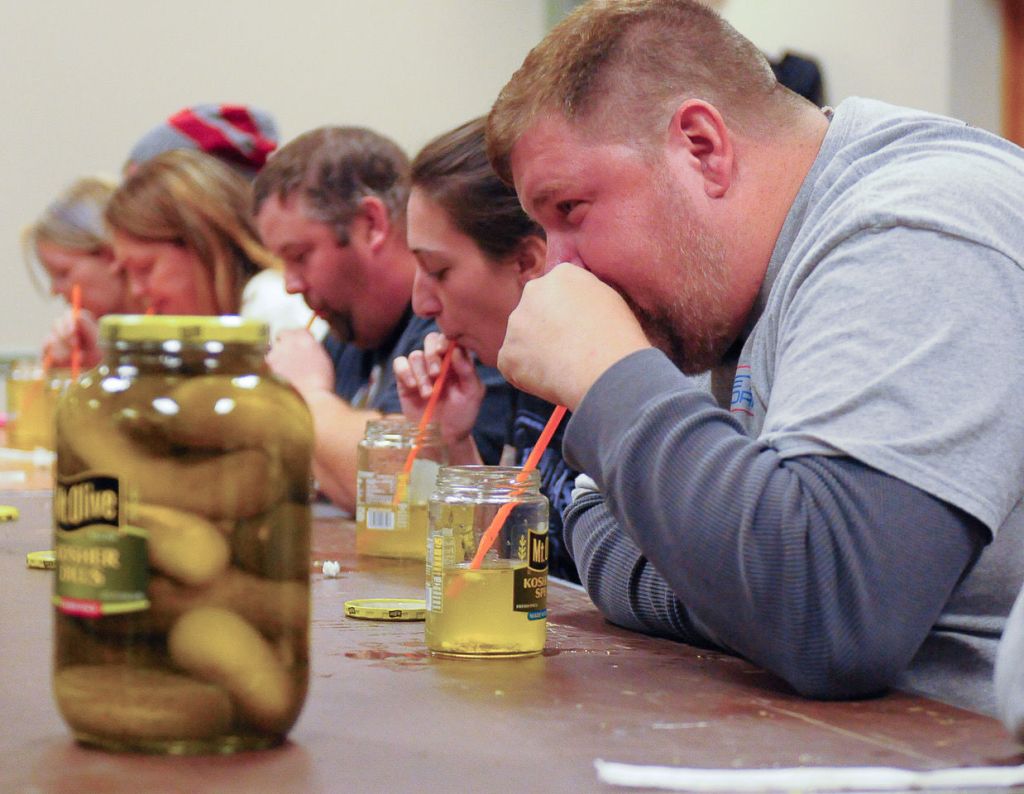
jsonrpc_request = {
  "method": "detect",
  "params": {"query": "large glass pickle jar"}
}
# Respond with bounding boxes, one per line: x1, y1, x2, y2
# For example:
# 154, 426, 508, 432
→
355, 417, 447, 560
52, 315, 313, 754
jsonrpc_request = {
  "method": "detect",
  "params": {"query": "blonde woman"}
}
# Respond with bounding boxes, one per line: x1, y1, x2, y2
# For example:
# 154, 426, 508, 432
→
25, 175, 145, 366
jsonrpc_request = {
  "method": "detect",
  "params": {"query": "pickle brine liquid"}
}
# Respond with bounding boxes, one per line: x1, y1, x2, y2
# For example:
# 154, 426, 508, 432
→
425, 561, 546, 657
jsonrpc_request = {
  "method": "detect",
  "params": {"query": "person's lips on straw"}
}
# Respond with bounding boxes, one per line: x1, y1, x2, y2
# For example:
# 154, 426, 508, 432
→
394, 344, 456, 504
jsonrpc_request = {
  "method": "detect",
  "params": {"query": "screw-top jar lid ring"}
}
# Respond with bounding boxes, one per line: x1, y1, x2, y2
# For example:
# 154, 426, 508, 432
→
99, 314, 269, 345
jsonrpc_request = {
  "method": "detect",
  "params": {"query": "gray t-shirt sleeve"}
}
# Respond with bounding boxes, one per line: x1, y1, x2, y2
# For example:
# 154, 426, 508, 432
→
563, 349, 987, 699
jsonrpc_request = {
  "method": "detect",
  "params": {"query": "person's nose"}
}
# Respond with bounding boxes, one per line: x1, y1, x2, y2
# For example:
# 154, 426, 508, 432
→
283, 265, 305, 295
127, 273, 148, 300
543, 234, 582, 272
412, 270, 441, 319
50, 278, 68, 298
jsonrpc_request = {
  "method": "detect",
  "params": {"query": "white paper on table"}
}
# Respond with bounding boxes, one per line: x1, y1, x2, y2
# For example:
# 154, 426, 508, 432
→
594, 759, 1024, 792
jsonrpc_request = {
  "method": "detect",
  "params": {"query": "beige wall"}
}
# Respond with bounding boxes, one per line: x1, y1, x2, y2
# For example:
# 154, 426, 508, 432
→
718, 0, 1002, 128
0, 0, 548, 355
1, 0, 1005, 356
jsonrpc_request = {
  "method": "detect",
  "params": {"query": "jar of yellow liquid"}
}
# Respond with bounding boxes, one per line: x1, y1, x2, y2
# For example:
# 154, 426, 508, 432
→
52, 315, 313, 754
425, 465, 549, 658
355, 417, 447, 559
6, 359, 71, 450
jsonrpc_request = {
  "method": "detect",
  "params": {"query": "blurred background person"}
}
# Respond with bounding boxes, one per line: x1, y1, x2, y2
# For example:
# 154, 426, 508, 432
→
109, 148, 315, 326
47, 148, 318, 370
124, 103, 279, 180
24, 175, 145, 367
254, 125, 512, 512
393, 117, 579, 582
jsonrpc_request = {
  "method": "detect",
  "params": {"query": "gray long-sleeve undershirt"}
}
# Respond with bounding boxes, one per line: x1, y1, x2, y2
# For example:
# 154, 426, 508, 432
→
562, 349, 988, 700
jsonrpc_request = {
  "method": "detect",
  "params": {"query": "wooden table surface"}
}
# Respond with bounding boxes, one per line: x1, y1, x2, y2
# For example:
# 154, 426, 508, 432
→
2, 480, 1023, 793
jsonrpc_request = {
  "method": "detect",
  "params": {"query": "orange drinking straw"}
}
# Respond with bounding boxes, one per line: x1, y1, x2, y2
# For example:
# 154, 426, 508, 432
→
393, 344, 455, 504
468, 404, 568, 569
305, 313, 317, 332
69, 284, 82, 380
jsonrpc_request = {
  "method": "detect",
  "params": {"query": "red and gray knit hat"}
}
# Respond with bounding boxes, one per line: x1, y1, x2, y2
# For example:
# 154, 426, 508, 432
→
125, 103, 279, 178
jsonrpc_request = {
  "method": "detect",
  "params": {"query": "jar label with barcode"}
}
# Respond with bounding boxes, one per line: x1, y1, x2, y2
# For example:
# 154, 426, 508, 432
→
357, 470, 397, 505
365, 507, 396, 530
426, 532, 449, 612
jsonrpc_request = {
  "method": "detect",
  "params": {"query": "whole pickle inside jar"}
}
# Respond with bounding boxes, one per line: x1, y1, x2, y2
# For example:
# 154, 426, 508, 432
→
52, 315, 314, 754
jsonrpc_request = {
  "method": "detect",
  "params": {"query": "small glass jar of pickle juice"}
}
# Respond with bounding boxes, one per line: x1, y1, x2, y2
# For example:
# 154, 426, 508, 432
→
355, 417, 447, 560
425, 465, 549, 658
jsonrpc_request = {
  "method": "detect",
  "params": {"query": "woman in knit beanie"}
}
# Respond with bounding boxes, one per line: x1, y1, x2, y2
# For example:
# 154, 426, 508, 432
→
59, 149, 317, 369
109, 148, 315, 323
124, 103, 279, 180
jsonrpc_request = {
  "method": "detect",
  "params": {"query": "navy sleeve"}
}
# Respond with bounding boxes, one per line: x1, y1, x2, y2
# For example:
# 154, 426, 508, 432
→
563, 348, 988, 700
324, 334, 367, 404
509, 393, 580, 583
472, 364, 515, 466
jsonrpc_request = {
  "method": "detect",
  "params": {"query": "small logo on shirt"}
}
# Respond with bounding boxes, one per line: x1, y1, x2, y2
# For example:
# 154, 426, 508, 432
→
731, 364, 753, 416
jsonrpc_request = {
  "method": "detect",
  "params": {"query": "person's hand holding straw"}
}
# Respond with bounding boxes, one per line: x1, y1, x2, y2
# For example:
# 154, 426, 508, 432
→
393, 332, 488, 467
392, 343, 456, 504
41, 284, 102, 373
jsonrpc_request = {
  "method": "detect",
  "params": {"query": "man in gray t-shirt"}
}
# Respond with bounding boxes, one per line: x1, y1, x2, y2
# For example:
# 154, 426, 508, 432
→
485, 0, 1024, 715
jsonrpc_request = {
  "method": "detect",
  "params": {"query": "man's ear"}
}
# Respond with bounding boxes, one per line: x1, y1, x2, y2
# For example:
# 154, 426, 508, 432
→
514, 235, 548, 286
353, 195, 391, 252
667, 99, 733, 198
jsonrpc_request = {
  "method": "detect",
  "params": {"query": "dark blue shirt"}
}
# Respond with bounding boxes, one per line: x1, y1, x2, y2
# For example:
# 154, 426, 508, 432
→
324, 307, 511, 465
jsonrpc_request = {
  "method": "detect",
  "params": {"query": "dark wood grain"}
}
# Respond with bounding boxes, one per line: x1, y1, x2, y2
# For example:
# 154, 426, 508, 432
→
2, 488, 1020, 793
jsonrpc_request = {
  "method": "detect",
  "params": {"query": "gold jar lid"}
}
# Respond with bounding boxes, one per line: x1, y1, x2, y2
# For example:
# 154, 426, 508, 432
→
26, 550, 56, 570
99, 315, 269, 345
344, 598, 427, 621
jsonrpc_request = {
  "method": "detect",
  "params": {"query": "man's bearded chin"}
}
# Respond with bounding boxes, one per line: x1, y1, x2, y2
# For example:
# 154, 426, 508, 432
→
623, 291, 732, 376
643, 315, 729, 374
323, 310, 355, 346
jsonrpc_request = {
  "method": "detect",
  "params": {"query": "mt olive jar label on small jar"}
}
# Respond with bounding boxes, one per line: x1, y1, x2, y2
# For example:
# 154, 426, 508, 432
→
53, 474, 149, 618
513, 527, 549, 617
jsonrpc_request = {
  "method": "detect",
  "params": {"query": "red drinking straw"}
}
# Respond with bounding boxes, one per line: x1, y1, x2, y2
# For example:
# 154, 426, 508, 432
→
467, 404, 568, 569
394, 345, 455, 504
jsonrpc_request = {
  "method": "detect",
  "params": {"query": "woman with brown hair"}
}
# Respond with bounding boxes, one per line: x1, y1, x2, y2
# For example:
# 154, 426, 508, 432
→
393, 116, 579, 582
67, 148, 320, 369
